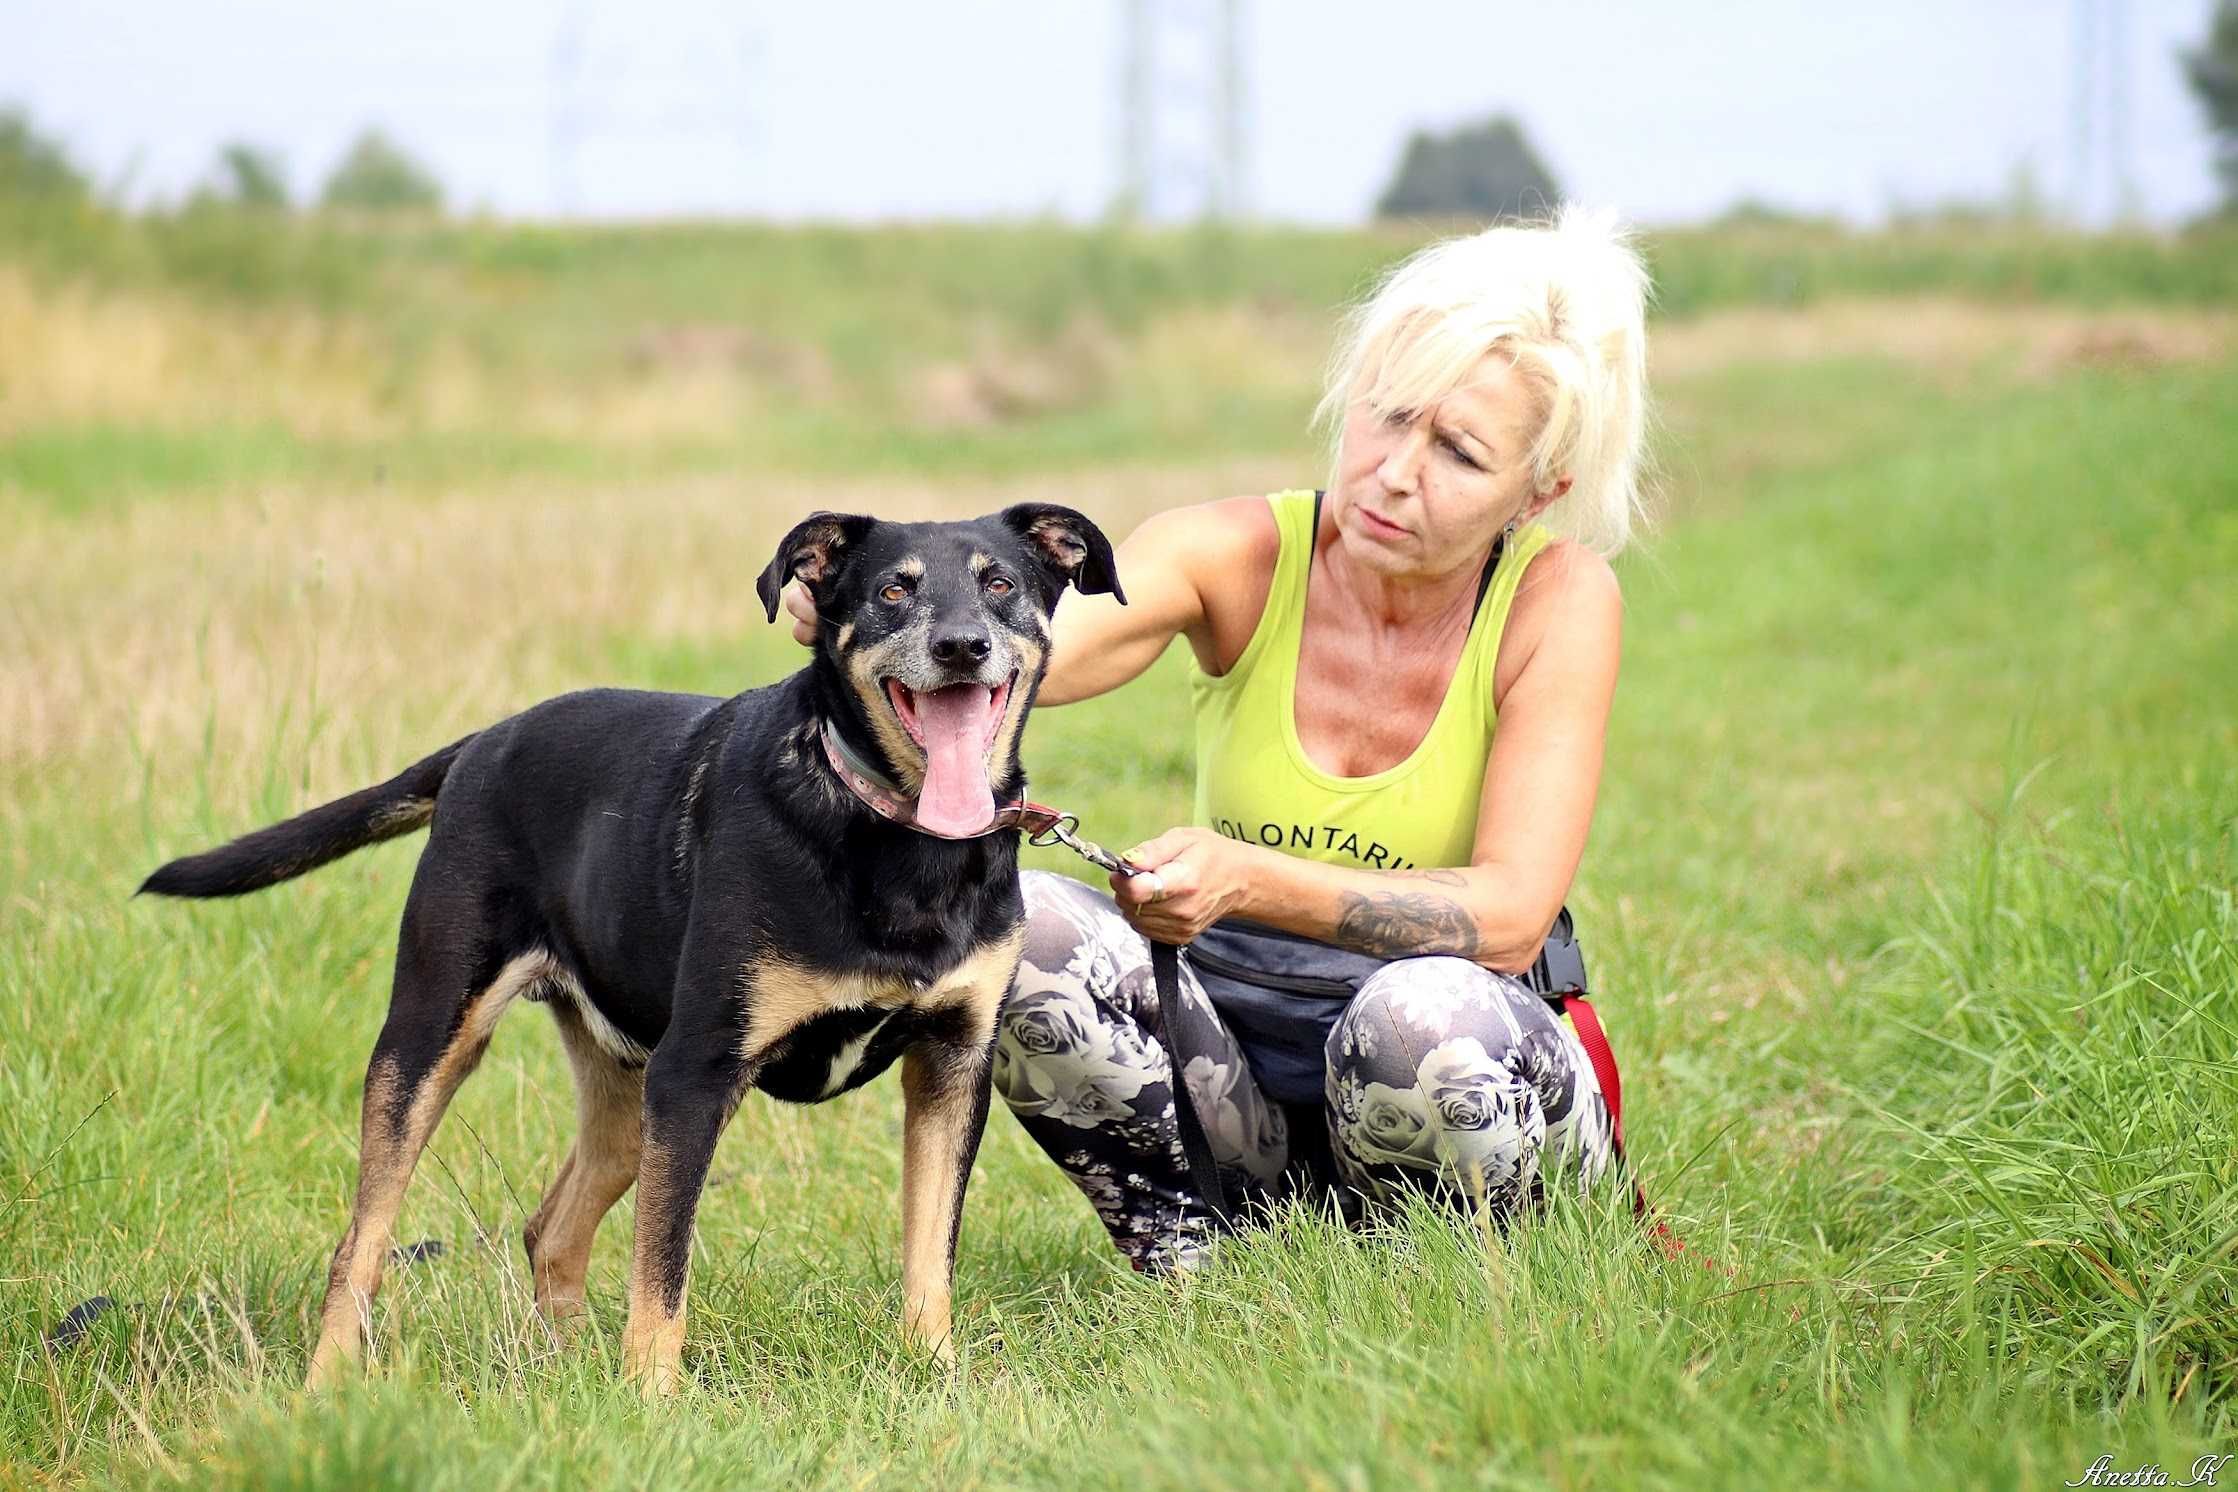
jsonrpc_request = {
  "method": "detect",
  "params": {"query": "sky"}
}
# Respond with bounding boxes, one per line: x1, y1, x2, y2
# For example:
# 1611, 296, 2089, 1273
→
4, 0, 2224, 228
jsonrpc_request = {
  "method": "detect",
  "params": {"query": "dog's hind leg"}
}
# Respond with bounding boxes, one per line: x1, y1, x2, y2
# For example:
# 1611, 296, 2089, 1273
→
305, 915, 541, 1389
523, 1001, 645, 1323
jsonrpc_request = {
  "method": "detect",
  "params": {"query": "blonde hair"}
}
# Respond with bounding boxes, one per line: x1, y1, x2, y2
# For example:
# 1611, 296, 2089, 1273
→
1315, 206, 1653, 556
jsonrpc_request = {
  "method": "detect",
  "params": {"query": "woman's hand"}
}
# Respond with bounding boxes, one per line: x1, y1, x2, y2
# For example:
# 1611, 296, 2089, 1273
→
782, 580, 818, 647
1110, 826, 1255, 944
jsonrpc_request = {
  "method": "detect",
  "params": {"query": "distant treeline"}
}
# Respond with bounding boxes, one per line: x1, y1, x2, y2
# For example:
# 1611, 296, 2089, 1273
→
7, 103, 2238, 338
7, 189, 2235, 331
2, 108, 442, 217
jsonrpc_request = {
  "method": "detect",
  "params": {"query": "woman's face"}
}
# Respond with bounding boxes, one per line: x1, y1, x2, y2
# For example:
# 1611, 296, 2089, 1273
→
1328, 352, 1565, 581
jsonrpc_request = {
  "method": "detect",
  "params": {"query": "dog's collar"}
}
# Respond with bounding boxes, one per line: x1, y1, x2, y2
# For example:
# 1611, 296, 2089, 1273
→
817, 721, 1063, 841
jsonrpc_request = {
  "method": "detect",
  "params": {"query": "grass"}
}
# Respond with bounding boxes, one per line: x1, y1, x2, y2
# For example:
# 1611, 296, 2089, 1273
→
6, 212, 2237, 511
1, 233, 2235, 1488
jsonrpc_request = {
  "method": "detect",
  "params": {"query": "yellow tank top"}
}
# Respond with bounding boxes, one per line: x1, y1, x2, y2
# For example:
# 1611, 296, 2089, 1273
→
1190, 489, 1552, 872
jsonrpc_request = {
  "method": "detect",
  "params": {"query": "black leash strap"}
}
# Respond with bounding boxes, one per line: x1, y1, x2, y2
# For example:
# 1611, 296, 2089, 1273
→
1151, 938, 1236, 1231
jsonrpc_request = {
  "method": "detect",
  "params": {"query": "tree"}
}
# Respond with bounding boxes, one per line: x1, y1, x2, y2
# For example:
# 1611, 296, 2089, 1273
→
0, 106, 89, 203
1374, 115, 1561, 221
319, 129, 442, 214
2184, 0, 2238, 213
211, 142, 289, 210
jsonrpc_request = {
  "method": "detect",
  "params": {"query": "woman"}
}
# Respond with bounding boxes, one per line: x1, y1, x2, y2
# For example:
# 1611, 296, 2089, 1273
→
793, 209, 1649, 1273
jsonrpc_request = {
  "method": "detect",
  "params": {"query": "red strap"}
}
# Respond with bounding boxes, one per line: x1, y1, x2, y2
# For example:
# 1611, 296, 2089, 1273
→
1563, 994, 1626, 1152
1561, 995, 1726, 1272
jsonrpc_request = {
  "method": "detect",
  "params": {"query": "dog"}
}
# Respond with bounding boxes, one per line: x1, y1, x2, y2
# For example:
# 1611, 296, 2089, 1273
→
140, 503, 1123, 1393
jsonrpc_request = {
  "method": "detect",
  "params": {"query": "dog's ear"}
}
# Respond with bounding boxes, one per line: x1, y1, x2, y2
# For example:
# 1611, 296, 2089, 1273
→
999, 504, 1126, 605
758, 511, 876, 623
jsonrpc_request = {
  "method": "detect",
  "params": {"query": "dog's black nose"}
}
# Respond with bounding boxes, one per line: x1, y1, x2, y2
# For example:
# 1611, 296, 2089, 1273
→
930, 628, 993, 666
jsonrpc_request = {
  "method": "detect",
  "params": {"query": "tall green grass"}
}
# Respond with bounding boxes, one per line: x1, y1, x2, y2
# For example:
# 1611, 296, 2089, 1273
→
4, 334, 2234, 1486
7, 789, 2232, 1488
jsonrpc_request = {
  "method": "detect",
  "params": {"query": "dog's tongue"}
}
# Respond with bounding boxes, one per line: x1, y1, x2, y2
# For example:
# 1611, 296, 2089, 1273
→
914, 684, 998, 836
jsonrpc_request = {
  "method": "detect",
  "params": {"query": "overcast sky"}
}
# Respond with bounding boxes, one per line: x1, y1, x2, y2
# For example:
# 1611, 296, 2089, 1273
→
5, 1, 2224, 227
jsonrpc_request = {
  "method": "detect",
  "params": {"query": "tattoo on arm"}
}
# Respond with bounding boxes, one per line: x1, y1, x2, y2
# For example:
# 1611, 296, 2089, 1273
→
1332, 889, 1481, 958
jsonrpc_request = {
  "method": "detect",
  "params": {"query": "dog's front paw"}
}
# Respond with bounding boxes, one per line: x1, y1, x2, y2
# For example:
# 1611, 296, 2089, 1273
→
304, 1335, 363, 1392
901, 1296, 957, 1368
621, 1316, 686, 1397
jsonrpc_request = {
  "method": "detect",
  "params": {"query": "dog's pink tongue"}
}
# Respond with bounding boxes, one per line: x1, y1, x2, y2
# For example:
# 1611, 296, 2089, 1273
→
914, 684, 998, 836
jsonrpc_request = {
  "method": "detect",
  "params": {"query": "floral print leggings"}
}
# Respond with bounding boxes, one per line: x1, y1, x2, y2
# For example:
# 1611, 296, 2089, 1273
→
994, 871, 1617, 1272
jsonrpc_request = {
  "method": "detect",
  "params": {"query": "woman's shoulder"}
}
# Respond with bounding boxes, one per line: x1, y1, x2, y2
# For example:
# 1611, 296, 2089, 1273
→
1516, 533, 1619, 608
1132, 492, 1286, 579
1493, 535, 1622, 700
1132, 494, 1291, 681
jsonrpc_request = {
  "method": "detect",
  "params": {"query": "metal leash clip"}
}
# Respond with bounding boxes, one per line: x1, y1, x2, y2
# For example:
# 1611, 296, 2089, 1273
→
1027, 814, 1144, 877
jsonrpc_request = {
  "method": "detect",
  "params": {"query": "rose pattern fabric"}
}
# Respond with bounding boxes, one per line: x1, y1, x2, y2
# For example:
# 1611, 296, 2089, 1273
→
1381, 961, 1496, 1029
1326, 958, 1612, 1215
992, 987, 1150, 1130
993, 873, 1615, 1273
1181, 1052, 1285, 1175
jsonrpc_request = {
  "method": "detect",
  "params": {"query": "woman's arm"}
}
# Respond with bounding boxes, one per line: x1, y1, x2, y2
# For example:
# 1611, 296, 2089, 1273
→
1114, 542, 1621, 974
1033, 504, 1205, 704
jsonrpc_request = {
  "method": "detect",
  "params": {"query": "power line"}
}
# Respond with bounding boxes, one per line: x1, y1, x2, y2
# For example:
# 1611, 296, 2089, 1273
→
1116, 0, 1247, 222
1214, 0, 1243, 219
2067, 0, 2136, 226
549, 1, 586, 217
2107, 0, 2134, 222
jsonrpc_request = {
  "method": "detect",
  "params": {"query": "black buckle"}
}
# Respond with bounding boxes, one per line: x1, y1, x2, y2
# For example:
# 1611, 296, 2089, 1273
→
1527, 905, 1587, 1000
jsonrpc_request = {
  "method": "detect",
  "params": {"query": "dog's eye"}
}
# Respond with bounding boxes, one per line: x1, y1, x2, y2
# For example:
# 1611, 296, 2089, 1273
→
879, 582, 909, 604
984, 574, 1014, 596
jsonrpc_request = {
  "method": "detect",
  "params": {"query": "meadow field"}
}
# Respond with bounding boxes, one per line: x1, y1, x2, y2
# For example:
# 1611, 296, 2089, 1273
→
2, 217, 2235, 1489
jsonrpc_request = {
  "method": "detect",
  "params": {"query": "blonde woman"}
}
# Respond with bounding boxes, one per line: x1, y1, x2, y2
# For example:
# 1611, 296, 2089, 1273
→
792, 209, 1650, 1271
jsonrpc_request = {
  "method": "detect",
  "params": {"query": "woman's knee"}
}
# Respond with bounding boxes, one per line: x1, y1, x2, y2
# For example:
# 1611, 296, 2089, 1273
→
1331, 957, 1525, 1074
994, 949, 1154, 1130
1325, 957, 1594, 1208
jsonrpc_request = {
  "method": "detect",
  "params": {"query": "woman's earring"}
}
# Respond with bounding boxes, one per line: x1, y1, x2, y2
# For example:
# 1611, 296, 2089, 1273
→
1503, 518, 1518, 540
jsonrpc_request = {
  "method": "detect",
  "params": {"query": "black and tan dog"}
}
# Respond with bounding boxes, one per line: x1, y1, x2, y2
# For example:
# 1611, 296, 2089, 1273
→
140, 504, 1122, 1392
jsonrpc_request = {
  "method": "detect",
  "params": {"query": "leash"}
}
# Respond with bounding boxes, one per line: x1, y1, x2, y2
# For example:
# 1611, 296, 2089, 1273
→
1573, 995, 1720, 1267
1149, 940, 1238, 1230
42, 1240, 447, 1355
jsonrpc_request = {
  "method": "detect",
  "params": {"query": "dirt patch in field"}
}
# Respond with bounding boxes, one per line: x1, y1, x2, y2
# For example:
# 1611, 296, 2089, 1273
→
1650, 297, 2238, 381
0, 458, 1294, 776
627, 322, 837, 401
911, 317, 1126, 428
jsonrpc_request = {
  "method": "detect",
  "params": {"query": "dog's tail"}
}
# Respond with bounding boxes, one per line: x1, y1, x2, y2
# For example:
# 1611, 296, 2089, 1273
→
139, 735, 475, 899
